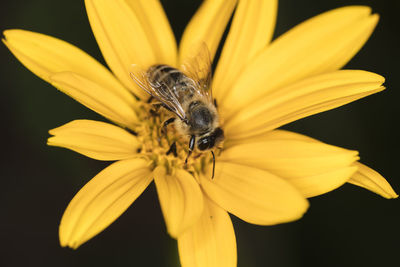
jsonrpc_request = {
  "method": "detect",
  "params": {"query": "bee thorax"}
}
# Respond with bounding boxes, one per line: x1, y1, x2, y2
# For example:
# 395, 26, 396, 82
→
188, 105, 214, 133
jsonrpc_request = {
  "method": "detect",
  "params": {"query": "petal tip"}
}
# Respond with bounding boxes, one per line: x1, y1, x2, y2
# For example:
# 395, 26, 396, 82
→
46, 136, 59, 148
1, 38, 8, 47
46, 137, 53, 146
3, 29, 32, 41
48, 128, 56, 136
380, 184, 398, 199
362, 71, 385, 84
297, 198, 310, 218
378, 75, 385, 84
370, 13, 380, 22
59, 229, 69, 248
2, 29, 12, 38
281, 197, 310, 223
342, 5, 372, 15
349, 163, 398, 199
365, 13, 380, 33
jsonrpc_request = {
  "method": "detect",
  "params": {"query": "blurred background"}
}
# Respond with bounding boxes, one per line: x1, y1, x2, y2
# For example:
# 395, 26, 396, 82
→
0, 0, 399, 266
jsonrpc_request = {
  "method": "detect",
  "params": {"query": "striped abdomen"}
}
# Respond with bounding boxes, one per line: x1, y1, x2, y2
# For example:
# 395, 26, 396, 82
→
147, 64, 195, 103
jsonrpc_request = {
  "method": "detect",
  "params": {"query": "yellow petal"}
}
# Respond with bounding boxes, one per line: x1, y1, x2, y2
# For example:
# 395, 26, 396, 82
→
125, 0, 177, 65
178, 0, 237, 64
224, 70, 385, 139
221, 6, 379, 113
2, 29, 136, 108
349, 162, 398, 199
231, 130, 397, 198
200, 162, 308, 225
153, 166, 203, 238
59, 158, 152, 249
48, 120, 139, 161
85, 0, 177, 99
50, 72, 138, 129
220, 136, 359, 198
178, 197, 236, 267
213, 0, 278, 101
226, 129, 316, 147
225, 128, 337, 150
292, 167, 358, 198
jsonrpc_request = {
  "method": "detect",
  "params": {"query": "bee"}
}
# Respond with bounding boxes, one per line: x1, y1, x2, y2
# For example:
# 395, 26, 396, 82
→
130, 44, 224, 178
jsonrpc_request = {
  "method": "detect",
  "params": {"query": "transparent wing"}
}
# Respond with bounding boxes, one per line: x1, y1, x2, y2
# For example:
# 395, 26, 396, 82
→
180, 43, 213, 103
130, 64, 186, 120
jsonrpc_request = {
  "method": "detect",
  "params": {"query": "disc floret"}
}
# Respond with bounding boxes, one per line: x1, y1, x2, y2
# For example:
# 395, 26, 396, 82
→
134, 103, 210, 178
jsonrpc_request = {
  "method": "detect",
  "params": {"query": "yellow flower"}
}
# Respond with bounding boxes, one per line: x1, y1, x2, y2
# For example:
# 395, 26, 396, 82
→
3, 0, 397, 266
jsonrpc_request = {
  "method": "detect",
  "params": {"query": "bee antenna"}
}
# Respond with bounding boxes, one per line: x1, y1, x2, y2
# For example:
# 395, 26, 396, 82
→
211, 150, 215, 179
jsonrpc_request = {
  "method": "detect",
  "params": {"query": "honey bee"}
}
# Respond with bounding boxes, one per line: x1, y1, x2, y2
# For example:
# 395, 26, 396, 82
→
130, 44, 224, 178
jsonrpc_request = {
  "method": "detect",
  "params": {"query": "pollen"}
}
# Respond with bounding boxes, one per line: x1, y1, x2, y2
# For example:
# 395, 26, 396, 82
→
134, 102, 210, 178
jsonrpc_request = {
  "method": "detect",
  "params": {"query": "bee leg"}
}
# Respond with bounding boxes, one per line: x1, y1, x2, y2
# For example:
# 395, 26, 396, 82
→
152, 102, 174, 113
149, 109, 158, 117
151, 103, 173, 114
161, 117, 175, 135
213, 98, 218, 108
149, 101, 162, 117
185, 135, 196, 164
163, 117, 175, 127
211, 151, 215, 179
166, 142, 177, 157
147, 96, 154, 103
151, 103, 162, 113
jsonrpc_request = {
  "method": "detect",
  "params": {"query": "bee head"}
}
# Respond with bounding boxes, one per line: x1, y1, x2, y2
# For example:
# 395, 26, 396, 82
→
197, 128, 224, 151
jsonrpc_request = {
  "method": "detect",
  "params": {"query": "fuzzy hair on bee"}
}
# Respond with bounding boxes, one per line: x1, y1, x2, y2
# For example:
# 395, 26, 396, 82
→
130, 44, 224, 178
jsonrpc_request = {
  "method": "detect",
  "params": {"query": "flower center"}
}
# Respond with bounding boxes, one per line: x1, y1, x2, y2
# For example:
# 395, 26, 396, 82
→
135, 102, 213, 177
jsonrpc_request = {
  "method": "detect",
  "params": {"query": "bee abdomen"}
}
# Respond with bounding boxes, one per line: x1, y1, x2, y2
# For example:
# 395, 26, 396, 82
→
147, 64, 184, 88
147, 64, 195, 102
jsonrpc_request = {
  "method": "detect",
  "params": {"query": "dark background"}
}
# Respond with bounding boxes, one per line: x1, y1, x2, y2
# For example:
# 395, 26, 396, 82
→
1, 0, 399, 266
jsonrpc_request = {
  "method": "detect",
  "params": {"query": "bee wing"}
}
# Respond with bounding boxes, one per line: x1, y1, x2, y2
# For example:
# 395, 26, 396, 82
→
130, 64, 186, 120
180, 43, 213, 103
